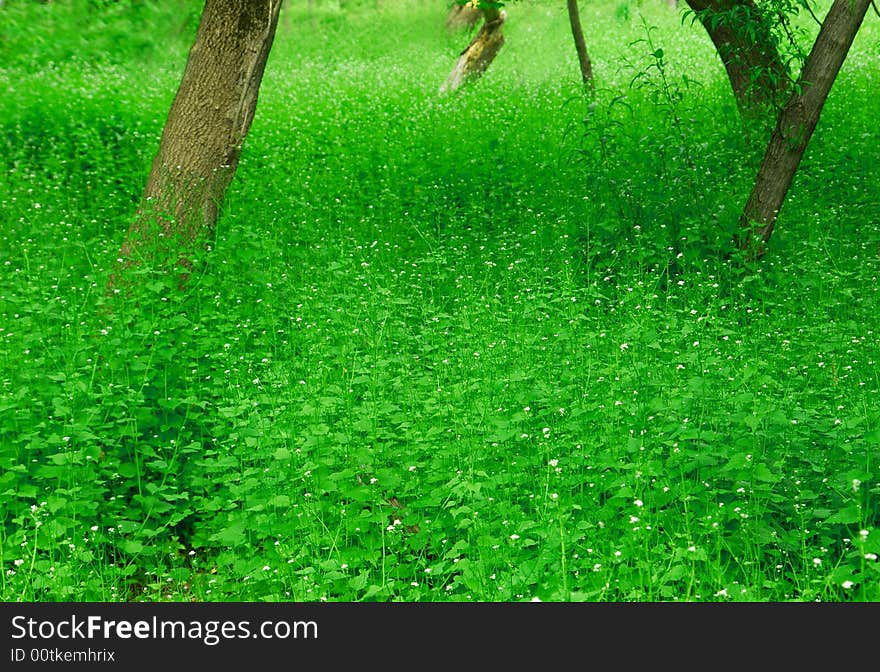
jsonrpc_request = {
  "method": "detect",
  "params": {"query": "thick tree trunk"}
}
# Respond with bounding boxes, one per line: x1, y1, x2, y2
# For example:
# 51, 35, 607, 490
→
685, 0, 788, 118
115, 0, 281, 285
439, 7, 506, 95
445, 2, 481, 32
737, 0, 870, 257
566, 0, 594, 88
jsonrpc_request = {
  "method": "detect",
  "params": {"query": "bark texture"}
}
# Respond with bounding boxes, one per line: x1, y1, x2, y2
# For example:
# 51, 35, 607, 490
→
566, 0, 594, 87
685, 0, 788, 118
117, 0, 281, 282
738, 0, 870, 257
439, 7, 506, 95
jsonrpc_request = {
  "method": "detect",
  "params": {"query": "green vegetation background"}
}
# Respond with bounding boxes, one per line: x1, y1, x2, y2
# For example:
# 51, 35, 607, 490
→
0, 0, 878, 601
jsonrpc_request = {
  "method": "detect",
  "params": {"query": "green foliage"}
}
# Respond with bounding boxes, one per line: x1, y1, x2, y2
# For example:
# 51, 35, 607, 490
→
0, 0, 878, 602
0, 0, 202, 69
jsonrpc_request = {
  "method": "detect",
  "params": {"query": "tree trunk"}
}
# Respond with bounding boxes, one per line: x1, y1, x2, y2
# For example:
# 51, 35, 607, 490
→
445, 3, 481, 32
737, 0, 870, 257
115, 0, 281, 286
566, 0, 594, 88
439, 6, 506, 95
685, 0, 788, 118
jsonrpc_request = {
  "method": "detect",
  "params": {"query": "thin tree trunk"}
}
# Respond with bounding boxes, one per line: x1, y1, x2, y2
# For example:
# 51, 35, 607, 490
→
566, 0, 594, 88
283, 0, 293, 32
445, 2, 481, 32
737, 0, 870, 257
439, 6, 506, 95
685, 0, 788, 118
114, 0, 281, 286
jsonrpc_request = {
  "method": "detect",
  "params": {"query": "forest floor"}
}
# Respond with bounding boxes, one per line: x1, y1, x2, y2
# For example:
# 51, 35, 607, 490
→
0, 0, 878, 601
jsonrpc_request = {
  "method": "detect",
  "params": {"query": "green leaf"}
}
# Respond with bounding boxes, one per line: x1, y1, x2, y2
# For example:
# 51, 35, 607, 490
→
662, 565, 687, 582
752, 464, 779, 483
210, 521, 246, 547
272, 447, 292, 461
863, 529, 880, 554
824, 506, 861, 525
269, 494, 291, 507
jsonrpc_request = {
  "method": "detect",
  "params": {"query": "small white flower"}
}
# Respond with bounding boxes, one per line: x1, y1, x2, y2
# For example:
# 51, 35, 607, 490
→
841, 580, 854, 589
510, 534, 520, 541
634, 499, 644, 508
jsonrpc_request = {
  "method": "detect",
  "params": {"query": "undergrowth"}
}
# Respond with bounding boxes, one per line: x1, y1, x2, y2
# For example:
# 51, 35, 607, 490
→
0, 0, 878, 602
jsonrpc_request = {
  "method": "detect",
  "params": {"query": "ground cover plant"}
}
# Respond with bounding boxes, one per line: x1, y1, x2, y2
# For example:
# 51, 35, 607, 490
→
1, 0, 878, 602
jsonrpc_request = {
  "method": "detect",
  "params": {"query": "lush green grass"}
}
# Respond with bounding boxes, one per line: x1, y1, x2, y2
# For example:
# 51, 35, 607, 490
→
1, 0, 878, 602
